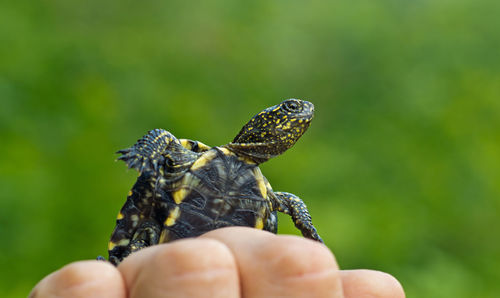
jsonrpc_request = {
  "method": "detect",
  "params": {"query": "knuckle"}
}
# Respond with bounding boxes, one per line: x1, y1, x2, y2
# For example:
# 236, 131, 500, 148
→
153, 239, 236, 275
130, 239, 239, 296
261, 236, 339, 279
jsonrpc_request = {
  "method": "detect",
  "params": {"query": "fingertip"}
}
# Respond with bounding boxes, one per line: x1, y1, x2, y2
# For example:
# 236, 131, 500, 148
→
30, 260, 125, 298
120, 239, 240, 298
147, 238, 238, 279
258, 235, 342, 297
341, 269, 405, 298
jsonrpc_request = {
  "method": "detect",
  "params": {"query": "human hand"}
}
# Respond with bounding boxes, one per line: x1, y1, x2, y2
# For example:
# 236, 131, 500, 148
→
30, 227, 404, 297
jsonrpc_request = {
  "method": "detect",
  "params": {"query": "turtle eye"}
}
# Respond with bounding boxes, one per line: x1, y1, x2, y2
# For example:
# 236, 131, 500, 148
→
283, 100, 302, 113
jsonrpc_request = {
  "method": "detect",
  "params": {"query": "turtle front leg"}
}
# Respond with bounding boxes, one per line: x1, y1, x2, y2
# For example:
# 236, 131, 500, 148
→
273, 191, 323, 243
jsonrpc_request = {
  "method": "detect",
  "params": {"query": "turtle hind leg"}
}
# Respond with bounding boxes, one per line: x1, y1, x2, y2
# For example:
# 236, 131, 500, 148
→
117, 129, 181, 174
273, 191, 323, 243
264, 211, 278, 233
108, 221, 161, 266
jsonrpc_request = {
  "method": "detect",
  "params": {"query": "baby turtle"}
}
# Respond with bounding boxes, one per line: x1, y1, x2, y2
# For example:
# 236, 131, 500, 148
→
106, 99, 323, 265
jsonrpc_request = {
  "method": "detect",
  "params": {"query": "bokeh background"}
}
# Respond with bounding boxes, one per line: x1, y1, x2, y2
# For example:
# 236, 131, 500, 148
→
1, 0, 499, 297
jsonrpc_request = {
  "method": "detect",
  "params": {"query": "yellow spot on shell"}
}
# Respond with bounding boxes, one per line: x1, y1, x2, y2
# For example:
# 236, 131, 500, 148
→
118, 239, 130, 246
253, 168, 267, 198
239, 155, 256, 165
191, 150, 217, 171
117, 212, 124, 220
265, 179, 272, 190
165, 206, 181, 226
172, 188, 189, 204
219, 147, 233, 156
197, 142, 211, 151
159, 229, 170, 243
180, 139, 192, 149
108, 238, 130, 251
171, 173, 199, 204
128, 190, 133, 197
255, 217, 264, 229
108, 241, 116, 251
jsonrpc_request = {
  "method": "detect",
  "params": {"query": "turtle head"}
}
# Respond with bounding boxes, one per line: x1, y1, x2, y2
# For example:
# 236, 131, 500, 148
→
227, 99, 314, 164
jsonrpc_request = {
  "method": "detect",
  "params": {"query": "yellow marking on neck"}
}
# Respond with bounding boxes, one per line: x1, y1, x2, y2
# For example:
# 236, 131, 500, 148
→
191, 150, 217, 171
255, 217, 264, 229
164, 206, 181, 226
117, 212, 124, 220
127, 190, 133, 197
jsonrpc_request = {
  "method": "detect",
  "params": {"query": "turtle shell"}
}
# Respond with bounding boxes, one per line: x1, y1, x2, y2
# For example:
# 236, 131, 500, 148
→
157, 146, 274, 242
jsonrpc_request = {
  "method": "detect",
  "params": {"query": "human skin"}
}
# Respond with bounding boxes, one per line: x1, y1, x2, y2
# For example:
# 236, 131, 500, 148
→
30, 227, 405, 298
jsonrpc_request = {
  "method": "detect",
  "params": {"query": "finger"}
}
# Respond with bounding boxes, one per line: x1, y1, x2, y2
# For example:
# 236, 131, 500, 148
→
201, 227, 343, 298
340, 269, 405, 298
29, 261, 125, 298
118, 238, 239, 298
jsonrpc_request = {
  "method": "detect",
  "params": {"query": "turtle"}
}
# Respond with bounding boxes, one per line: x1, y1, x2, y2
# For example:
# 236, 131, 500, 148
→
106, 98, 323, 265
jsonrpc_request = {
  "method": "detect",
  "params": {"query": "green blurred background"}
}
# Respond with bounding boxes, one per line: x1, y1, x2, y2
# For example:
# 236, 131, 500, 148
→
1, 0, 499, 296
